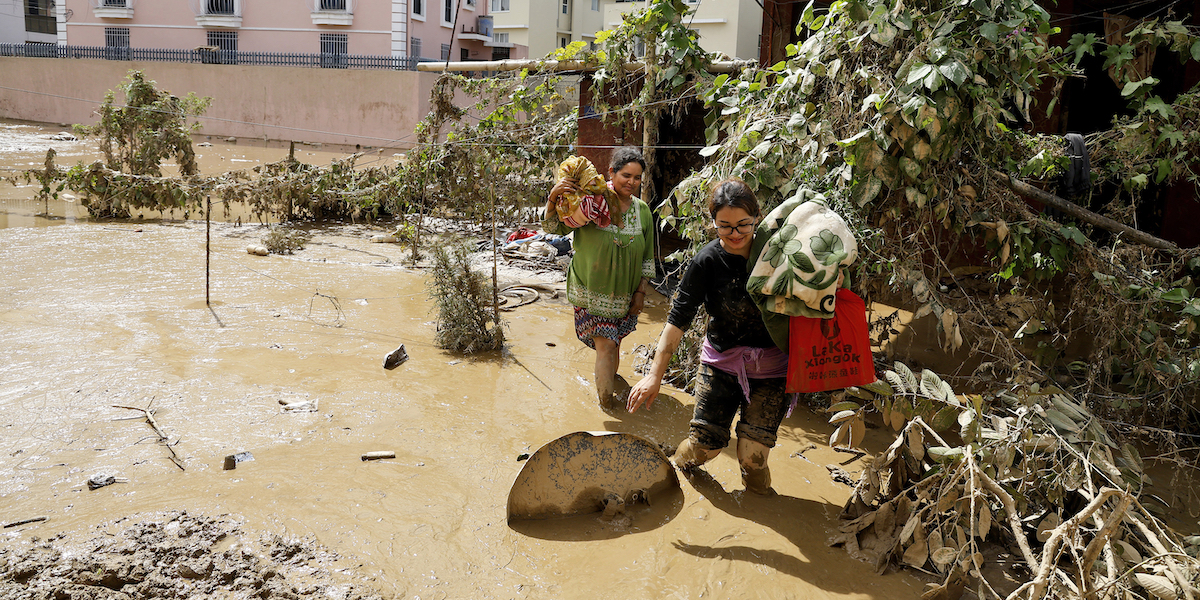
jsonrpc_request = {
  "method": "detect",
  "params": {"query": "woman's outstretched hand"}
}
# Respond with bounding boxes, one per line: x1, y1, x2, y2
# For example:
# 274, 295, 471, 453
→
626, 375, 660, 413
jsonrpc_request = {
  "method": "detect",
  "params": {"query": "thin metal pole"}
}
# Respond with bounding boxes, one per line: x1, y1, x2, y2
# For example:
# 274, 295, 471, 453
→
205, 194, 211, 306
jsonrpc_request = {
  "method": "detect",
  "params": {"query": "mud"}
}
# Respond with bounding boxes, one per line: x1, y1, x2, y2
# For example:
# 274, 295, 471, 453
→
0, 511, 385, 600
1, 119, 930, 599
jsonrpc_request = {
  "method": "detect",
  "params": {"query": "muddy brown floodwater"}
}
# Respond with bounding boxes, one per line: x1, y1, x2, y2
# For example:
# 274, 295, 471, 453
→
0, 119, 928, 598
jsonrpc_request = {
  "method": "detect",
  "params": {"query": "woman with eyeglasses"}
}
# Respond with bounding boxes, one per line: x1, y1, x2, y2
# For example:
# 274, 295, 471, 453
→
627, 178, 787, 496
543, 146, 656, 409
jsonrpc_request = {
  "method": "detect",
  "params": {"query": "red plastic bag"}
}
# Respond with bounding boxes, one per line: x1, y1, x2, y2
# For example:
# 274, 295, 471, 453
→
787, 289, 875, 393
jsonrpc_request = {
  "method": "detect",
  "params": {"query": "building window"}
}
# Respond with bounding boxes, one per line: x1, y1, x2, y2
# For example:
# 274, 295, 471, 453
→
411, 36, 421, 58
591, 0, 598, 10
465, 0, 475, 8
205, 0, 236, 15
207, 30, 237, 52
24, 0, 55, 34
562, 0, 568, 14
104, 27, 130, 60
443, 0, 452, 23
490, 0, 508, 12
440, 43, 451, 60
103, 0, 129, 6
413, 0, 423, 18
320, 33, 347, 68
492, 46, 509, 60
104, 27, 130, 48
461, 48, 468, 60
559, 35, 569, 48
320, 0, 347, 9
493, 32, 508, 44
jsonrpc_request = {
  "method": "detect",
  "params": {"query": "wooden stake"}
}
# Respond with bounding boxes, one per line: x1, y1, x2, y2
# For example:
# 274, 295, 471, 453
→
205, 194, 211, 306
642, 39, 658, 206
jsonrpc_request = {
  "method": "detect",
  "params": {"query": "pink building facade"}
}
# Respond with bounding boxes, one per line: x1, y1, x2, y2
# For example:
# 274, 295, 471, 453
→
60, 0, 500, 62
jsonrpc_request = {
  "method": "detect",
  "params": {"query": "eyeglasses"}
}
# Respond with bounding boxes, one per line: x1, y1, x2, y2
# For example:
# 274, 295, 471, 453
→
713, 221, 756, 235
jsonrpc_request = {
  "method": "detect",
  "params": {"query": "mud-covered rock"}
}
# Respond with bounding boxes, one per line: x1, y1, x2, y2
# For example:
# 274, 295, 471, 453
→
0, 511, 388, 600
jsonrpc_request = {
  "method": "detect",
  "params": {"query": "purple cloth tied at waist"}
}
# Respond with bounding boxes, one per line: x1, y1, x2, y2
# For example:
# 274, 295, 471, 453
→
700, 338, 789, 404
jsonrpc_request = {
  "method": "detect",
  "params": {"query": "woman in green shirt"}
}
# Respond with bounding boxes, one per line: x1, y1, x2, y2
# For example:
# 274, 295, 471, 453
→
544, 147, 656, 408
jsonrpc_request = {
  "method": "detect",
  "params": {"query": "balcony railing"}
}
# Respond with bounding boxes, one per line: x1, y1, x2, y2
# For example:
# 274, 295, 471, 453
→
0, 43, 418, 70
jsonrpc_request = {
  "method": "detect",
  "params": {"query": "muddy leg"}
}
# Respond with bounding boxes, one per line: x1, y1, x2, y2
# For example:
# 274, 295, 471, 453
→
737, 438, 773, 495
594, 336, 619, 408
672, 437, 720, 471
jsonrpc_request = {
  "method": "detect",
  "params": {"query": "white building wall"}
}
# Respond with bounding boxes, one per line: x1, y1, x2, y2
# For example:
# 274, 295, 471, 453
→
0, 1, 24, 44
392, 0, 409, 56
602, 0, 761, 60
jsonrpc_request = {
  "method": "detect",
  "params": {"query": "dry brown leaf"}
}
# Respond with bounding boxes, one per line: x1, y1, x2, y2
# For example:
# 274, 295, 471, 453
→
875, 501, 897, 537
907, 426, 926, 462
937, 488, 960, 513
977, 504, 991, 540
890, 408, 907, 431
849, 415, 867, 448
1037, 513, 1061, 543
830, 424, 847, 448
931, 546, 958, 568
830, 409, 856, 425
900, 513, 922, 543
1134, 573, 1180, 600
903, 534, 929, 569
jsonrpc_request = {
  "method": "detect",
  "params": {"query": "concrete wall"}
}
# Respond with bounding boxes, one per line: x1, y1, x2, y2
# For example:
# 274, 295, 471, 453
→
0, 56, 438, 148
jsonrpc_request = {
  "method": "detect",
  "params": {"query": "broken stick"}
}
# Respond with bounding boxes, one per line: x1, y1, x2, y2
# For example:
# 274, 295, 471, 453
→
113, 404, 186, 471
994, 169, 1181, 253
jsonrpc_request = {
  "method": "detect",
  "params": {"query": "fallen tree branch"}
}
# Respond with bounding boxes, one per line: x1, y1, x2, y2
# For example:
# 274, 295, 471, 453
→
113, 404, 186, 471
993, 170, 1181, 253
1008, 488, 1131, 600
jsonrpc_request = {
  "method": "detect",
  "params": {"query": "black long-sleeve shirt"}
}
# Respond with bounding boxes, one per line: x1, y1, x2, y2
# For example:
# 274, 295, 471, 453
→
667, 240, 776, 353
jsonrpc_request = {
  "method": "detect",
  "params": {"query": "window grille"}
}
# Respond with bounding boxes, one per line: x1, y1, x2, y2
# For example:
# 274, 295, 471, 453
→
411, 37, 421, 58
103, 0, 128, 7
320, 33, 347, 68
440, 43, 450, 60
104, 27, 130, 47
206, 0, 235, 15
104, 27, 130, 60
206, 30, 238, 63
319, 0, 346, 9
492, 46, 509, 60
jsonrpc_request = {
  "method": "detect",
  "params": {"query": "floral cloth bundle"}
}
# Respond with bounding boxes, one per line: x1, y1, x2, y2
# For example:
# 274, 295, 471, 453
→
554, 155, 613, 228
747, 192, 858, 319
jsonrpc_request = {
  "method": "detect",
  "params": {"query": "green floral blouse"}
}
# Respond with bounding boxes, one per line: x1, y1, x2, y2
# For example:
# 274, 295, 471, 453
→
545, 198, 656, 319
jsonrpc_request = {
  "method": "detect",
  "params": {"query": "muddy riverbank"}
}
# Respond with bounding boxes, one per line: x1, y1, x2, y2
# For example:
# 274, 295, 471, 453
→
0, 119, 929, 599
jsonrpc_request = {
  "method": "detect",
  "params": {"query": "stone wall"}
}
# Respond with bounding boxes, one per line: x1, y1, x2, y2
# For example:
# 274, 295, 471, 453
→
0, 56, 438, 148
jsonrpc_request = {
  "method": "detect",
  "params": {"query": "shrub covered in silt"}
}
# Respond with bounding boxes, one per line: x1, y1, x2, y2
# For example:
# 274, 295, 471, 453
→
428, 243, 504, 353
262, 225, 312, 255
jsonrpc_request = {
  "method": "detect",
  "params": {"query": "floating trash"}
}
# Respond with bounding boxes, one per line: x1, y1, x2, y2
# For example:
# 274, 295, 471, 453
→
383, 344, 409, 370
223, 451, 254, 470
